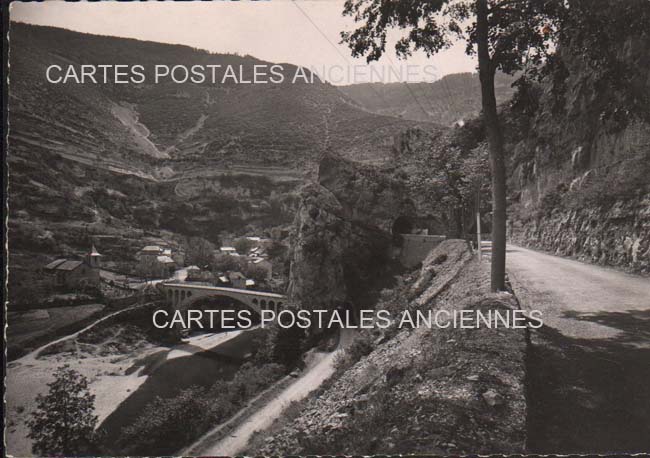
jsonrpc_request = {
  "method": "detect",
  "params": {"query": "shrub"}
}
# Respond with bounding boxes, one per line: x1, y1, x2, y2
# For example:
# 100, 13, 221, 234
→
233, 237, 255, 254
334, 333, 374, 371
213, 253, 245, 272
118, 362, 285, 455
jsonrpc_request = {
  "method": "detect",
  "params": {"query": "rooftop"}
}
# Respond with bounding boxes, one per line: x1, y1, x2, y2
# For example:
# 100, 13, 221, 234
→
44, 259, 68, 270
55, 260, 84, 271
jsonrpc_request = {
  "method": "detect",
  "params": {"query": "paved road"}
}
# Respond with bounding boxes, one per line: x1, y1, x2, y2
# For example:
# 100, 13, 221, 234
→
506, 244, 650, 453
507, 245, 650, 340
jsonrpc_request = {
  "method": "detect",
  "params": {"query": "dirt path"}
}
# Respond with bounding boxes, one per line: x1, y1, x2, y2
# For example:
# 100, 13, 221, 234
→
19, 302, 157, 364
185, 329, 354, 456
507, 245, 650, 453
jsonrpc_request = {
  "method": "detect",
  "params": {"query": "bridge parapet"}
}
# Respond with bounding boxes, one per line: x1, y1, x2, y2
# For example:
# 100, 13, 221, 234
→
160, 283, 286, 315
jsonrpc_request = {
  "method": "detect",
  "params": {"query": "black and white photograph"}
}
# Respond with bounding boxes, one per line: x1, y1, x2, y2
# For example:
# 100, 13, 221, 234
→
3, 0, 650, 456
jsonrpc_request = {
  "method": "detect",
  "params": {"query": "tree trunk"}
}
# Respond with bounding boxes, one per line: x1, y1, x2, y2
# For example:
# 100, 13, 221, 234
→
476, 0, 507, 291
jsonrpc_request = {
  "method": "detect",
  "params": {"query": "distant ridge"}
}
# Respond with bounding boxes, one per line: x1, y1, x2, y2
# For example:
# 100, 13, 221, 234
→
339, 72, 515, 126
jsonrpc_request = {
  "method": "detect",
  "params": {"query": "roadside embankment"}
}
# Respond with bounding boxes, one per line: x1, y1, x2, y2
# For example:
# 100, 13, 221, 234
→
251, 240, 528, 455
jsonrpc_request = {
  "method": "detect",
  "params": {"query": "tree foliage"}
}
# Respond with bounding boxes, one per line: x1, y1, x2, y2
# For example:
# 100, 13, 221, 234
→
27, 365, 98, 456
407, 133, 490, 236
184, 236, 215, 268
254, 308, 307, 371
118, 362, 285, 455
233, 237, 255, 254
245, 264, 269, 283
341, 0, 564, 290
552, 0, 650, 127
341, 0, 560, 73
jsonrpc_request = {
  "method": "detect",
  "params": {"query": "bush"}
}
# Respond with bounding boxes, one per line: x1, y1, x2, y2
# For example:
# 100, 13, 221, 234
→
243, 264, 268, 283
118, 362, 285, 455
334, 333, 374, 371
213, 253, 245, 272
252, 320, 306, 371
233, 237, 254, 254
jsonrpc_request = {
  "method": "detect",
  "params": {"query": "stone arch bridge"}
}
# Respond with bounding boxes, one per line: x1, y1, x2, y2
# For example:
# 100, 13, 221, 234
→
160, 283, 286, 315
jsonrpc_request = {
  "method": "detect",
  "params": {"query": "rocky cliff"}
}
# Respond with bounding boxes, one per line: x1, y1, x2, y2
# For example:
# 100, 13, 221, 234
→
287, 155, 417, 310
506, 13, 650, 273
510, 193, 650, 271
286, 183, 351, 308
371, 3, 650, 273
318, 153, 417, 232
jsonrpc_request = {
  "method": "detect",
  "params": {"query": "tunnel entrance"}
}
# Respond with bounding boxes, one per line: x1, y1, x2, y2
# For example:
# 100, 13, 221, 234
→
392, 215, 414, 235
392, 216, 414, 246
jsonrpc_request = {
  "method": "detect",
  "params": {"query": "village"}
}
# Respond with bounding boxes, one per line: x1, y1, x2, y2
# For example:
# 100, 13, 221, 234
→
40, 235, 281, 302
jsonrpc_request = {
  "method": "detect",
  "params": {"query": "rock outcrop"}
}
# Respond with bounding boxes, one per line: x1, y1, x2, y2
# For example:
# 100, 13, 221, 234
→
318, 153, 417, 232
510, 192, 650, 272
287, 155, 419, 310
286, 183, 350, 309
286, 181, 392, 310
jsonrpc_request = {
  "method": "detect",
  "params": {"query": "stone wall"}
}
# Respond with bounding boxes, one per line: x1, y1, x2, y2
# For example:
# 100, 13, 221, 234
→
399, 234, 447, 267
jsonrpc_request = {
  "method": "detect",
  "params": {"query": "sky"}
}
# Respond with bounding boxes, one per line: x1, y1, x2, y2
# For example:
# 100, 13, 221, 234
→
10, 0, 477, 85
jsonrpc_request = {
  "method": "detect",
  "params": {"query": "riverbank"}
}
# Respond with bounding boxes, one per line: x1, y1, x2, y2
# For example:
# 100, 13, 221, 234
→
5, 316, 244, 457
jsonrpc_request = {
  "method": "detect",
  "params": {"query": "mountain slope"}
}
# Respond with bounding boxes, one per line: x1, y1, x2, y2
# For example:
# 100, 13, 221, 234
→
7, 23, 445, 303
9, 22, 437, 175
339, 72, 515, 126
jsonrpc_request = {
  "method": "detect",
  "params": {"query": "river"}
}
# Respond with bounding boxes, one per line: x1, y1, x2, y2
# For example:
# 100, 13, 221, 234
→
98, 328, 263, 452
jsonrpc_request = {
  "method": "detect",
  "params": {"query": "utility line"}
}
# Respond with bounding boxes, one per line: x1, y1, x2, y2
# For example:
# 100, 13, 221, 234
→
380, 52, 433, 119
292, 0, 432, 121
291, 0, 391, 106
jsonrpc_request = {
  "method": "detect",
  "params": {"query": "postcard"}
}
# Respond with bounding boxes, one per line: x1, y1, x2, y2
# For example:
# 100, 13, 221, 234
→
4, 0, 650, 456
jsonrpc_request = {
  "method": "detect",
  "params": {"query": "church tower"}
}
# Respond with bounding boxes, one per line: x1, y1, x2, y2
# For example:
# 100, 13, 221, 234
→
87, 244, 102, 269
